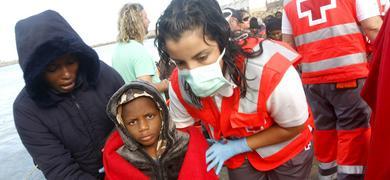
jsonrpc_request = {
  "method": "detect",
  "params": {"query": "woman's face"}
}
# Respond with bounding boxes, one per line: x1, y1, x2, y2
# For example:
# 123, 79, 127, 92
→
165, 29, 222, 70
44, 54, 79, 93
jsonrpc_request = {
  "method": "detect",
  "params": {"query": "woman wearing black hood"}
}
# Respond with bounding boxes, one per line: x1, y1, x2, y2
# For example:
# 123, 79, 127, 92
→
13, 10, 124, 179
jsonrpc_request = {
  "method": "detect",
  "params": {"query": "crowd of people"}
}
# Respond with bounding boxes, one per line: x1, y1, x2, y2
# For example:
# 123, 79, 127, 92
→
12, 0, 389, 179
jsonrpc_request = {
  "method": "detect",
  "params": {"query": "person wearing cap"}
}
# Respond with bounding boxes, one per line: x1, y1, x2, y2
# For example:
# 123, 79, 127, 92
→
223, 8, 251, 32
13, 10, 124, 179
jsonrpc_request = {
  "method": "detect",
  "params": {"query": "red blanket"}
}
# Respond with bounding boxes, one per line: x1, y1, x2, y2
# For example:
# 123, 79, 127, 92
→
361, 12, 390, 180
103, 127, 218, 180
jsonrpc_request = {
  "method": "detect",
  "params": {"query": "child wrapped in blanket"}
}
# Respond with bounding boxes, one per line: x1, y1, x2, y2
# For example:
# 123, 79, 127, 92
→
103, 80, 217, 180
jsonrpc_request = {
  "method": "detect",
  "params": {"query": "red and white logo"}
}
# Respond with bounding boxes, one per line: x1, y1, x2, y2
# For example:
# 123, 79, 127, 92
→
297, 0, 337, 26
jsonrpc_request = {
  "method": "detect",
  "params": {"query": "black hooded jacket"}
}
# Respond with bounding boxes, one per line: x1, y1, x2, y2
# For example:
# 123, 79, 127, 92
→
13, 10, 124, 179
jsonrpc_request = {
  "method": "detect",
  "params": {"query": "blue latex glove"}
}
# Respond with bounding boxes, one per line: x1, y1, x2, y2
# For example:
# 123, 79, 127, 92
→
206, 138, 252, 175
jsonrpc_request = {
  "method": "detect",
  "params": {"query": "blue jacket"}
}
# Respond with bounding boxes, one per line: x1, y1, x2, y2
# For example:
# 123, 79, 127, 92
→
13, 10, 124, 179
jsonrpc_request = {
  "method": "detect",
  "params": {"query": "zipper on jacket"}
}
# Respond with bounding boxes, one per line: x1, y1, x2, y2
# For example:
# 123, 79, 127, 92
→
70, 93, 99, 148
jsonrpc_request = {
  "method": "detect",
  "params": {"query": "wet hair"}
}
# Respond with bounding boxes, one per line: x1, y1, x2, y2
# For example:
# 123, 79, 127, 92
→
117, 3, 146, 43
155, 0, 263, 106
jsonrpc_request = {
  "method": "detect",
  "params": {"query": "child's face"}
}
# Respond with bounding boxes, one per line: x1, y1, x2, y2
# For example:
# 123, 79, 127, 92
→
121, 97, 162, 149
165, 28, 222, 70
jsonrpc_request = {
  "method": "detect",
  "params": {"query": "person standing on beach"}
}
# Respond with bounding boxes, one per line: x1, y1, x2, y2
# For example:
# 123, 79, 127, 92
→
112, 3, 169, 93
156, 0, 314, 179
13, 10, 124, 179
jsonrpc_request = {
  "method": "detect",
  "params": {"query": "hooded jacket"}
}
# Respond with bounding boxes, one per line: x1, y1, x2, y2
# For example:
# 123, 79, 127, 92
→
13, 10, 124, 179
103, 80, 217, 180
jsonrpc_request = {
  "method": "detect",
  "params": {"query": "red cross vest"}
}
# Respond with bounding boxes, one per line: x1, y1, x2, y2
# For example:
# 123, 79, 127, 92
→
170, 38, 313, 171
284, 0, 369, 84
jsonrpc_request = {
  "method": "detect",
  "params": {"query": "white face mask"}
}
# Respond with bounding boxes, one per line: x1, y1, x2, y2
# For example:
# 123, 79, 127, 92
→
178, 48, 231, 97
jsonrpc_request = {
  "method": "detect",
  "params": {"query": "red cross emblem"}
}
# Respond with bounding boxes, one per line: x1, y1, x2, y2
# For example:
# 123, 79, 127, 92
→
297, 0, 337, 26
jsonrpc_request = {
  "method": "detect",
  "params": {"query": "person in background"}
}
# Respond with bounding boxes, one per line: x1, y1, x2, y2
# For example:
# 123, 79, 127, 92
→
249, 17, 266, 38
235, 9, 251, 30
361, 11, 390, 180
112, 3, 169, 93
224, 8, 256, 41
265, 17, 282, 41
274, 11, 283, 19
263, 15, 275, 25
249, 17, 261, 29
223, 8, 241, 32
156, 0, 314, 179
13, 10, 124, 179
103, 80, 218, 180
282, 0, 383, 179
223, 8, 251, 32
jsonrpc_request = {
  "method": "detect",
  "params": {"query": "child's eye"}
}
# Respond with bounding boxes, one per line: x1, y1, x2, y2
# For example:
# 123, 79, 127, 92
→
126, 120, 137, 126
145, 114, 155, 120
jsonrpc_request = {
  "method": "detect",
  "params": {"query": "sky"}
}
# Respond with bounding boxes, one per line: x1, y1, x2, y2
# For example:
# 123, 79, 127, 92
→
0, 0, 171, 62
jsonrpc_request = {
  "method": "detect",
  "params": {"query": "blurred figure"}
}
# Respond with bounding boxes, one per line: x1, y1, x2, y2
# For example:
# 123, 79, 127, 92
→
361, 11, 390, 180
283, 0, 383, 179
249, 17, 266, 38
263, 15, 275, 25
13, 10, 124, 179
265, 17, 282, 41
249, 17, 261, 29
112, 3, 169, 93
274, 11, 283, 19
236, 9, 251, 30
223, 8, 251, 32
223, 8, 240, 31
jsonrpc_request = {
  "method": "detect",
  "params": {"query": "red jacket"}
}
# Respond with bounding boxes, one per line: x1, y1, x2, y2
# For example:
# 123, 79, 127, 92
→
103, 127, 218, 180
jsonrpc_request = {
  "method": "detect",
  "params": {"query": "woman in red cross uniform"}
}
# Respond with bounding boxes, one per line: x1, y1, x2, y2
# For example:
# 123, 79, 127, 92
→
155, 0, 315, 179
